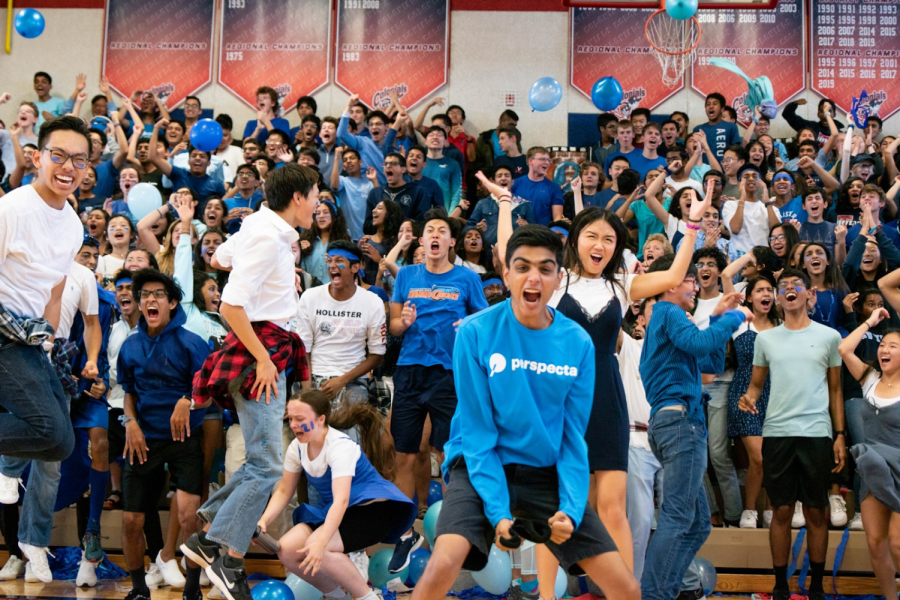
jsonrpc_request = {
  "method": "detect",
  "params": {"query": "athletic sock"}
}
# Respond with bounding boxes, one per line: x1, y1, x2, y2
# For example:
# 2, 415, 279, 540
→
184, 565, 201, 595
223, 554, 244, 569
130, 568, 148, 592
808, 561, 825, 593
324, 586, 347, 599
357, 592, 379, 600
773, 564, 789, 591
87, 468, 109, 531
398, 532, 412, 541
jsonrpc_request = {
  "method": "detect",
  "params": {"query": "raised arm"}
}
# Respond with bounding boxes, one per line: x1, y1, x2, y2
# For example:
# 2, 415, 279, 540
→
839, 307, 888, 382
136, 196, 173, 255
8, 124, 26, 189
643, 166, 671, 225
69, 92, 87, 117
878, 264, 900, 314
571, 176, 585, 215
125, 122, 144, 169
820, 106, 839, 158
330, 146, 344, 192
153, 92, 171, 121
742, 110, 758, 148
694, 129, 723, 172
148, 119, 174, 176
476, 171, 513, 266
413, 97, 443, 135
799, 156, 841, 194
883, 137, 900, 184
840, 125, 853, 183
172, 195, 197, 306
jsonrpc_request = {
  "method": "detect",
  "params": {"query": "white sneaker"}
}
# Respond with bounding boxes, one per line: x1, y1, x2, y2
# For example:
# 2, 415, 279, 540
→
155, 551, 185, 589
350, 550, 369, 582
740, 509, 759, 529
18, 543, 52, 583
792, 501, 806, 528
0, 473, 22, 504
763, 510, 774, 528
830, 494, 848, 527
24, 562, 38, 583
0, 555, 24, 580
849, 513, 864, 531
146, 564, 165, 589
76, 559, 97, 587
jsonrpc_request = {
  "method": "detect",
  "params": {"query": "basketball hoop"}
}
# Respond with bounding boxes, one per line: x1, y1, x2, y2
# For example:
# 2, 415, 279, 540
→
644, 3, 702, 88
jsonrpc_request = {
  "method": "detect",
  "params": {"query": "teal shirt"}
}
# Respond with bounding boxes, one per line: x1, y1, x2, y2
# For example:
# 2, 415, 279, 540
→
174, 236, 228, 346
753, 321, 842, 438
631, 197, 671, 255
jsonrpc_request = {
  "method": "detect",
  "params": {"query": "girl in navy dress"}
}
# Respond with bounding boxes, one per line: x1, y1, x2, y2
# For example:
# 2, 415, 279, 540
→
257, 391, 416, 600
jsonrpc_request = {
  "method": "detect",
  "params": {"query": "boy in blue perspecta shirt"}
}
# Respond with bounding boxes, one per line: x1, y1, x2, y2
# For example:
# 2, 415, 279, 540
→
410, 225, 640, 600
638, 254, 750, 600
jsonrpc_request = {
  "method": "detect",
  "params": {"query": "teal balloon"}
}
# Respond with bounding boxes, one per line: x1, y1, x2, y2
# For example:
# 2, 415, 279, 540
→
369, 548, 408, 589
665, 0, 698, 20
284, 574, 322, 600
471, 546, 511, 595
15, 9, 45, 39
691, 557, 717, 595
127, 183, 162, 221
408, 548, 431, 584
591, 77, 623, 112
555, 566, 568, 599
529, 77, 563, 112
190, 118, 223, 153
250, 579, 294, 600
423, 500, 442, 547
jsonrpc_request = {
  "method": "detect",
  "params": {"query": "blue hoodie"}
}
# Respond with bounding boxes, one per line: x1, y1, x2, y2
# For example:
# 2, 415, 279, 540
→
117, 303, 210, 440
70, 284, 118, 400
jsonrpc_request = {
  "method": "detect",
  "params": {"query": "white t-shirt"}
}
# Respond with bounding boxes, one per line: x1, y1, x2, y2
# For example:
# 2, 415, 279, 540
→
861, 370, 900, 408
284, 427, 361, 478
107, 319, 138, 409
549, 270, 635, 318
454, 256, 487, 274
0, 186, 83, 319
215, 144, 245, 183
667, 176, 704, 196
665, 214, 687, 243
57, 263, 99, 341
693, 294, 721, 331
619, 333, 651, 450
96, 255, 125, 286
296, 284, 387, 378
721, 200, 780, 254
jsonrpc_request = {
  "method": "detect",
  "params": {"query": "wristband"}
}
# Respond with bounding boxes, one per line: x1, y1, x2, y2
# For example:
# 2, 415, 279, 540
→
685, 222, 701, 231
119, 415, 136, 425
834, 430, 847, 438
180, 396, 197, 411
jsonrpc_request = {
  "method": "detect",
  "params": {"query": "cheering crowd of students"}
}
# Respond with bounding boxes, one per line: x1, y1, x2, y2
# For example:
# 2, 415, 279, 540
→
1, 71, 900, 600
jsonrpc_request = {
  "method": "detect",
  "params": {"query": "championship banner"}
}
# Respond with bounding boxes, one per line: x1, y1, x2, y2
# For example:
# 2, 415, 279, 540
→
570, 7, 684, 118
334, 0, 449, 110
219, 0, 331, 113
102, 0, 214, 108
810, 0, 900, 121
690, 0, 805, 126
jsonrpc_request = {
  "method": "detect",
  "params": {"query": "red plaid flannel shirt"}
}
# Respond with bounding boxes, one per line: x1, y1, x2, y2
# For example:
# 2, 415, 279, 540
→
192, 322, 308, 411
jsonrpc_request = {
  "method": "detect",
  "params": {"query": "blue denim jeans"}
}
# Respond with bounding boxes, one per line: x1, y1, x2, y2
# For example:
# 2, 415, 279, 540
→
199, 371, 286, 555
845, 397, 866, 504
642, 409, 712, 600
0, 343, 74, 462
626, 445, 662, 582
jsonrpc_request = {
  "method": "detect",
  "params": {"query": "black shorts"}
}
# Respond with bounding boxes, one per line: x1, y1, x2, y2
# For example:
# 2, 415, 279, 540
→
436, 459, 617, 575
390, 364, 457, 454
108, 408, 126, 461
310, 500, 413, 553
123, 436, 204, 512
763, 436, 833, 509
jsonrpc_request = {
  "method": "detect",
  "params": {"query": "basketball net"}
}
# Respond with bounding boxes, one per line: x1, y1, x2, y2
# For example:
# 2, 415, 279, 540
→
644, 5, 702, 88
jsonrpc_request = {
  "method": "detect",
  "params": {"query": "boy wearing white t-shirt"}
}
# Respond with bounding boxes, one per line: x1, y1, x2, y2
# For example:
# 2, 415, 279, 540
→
0, 116, 91, 466
722, 166, 781, 257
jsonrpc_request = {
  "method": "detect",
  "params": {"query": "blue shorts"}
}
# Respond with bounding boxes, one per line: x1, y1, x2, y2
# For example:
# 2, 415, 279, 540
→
71, 396, 109, 430
390, 364, 457, 454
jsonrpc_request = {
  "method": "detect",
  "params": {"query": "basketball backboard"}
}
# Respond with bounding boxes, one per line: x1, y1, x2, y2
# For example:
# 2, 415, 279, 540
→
563, 0, 779, 9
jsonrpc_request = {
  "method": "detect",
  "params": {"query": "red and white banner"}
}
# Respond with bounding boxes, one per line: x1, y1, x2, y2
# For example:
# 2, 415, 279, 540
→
218, 0, 331, 113
690, 0, 805, 126
810, 0, 900, 121
102, 0, 214, 108
334, 0, 449, 110
570, 7, 684, 117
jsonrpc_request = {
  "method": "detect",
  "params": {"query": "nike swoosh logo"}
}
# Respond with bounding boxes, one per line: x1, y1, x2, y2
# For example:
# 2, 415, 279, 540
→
224, 577, 235, 590
199, 547, 216, 563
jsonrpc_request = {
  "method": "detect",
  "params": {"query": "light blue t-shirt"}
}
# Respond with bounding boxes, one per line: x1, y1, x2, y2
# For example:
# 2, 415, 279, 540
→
777, 196, 808, 223
422, 156, 462, 214
391, 264, 489, 370
627, 153, 667, 180
336, 175, 374, 241
35, 97, 66, 128
443, 301, 595, 528
753, 322, 842, 438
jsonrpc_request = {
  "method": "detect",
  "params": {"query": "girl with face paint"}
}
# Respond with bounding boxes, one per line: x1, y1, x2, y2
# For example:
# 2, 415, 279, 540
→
299, 201, 351, 285
257, 391, 415, 600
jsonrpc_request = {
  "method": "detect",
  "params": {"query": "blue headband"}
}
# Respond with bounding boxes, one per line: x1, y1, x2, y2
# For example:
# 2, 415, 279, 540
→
327, 248, 360, 263
772, 173, 793, 183
116, 278, 132, 287
319, 200, 338, 215
358, 267, 366, 280
481, 278, 502, 289
550, 227, 568, 235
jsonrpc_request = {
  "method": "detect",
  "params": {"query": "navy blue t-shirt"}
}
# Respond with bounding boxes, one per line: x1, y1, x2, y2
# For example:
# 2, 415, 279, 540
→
493, 154, 528, 179
510, 177, 564, 226
168, 165, 226, 212
692, 122, 741, 164
93, 159, 120, 201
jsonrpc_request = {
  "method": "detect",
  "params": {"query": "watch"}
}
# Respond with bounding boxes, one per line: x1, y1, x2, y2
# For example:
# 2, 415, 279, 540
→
181, 396, 197, 411
834, 430, 848, 437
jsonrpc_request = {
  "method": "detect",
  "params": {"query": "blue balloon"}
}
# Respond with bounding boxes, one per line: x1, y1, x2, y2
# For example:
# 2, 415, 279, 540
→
427, 480, 443, 507
284, 574, 322, 600
666, 0, 698, 20
529, 77, 563, 112
691, 557, 717, 596
423, 500, 442, 547
408, 548, 431, 584
15, 9, 45, 39
471, 546, 512, 595
126, 183, 162, 221
369, 548, 408, 588
591, 77, 624, 112
250, 580, 294, 600
555, 566, 568, 599
190, 118, 223, 153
